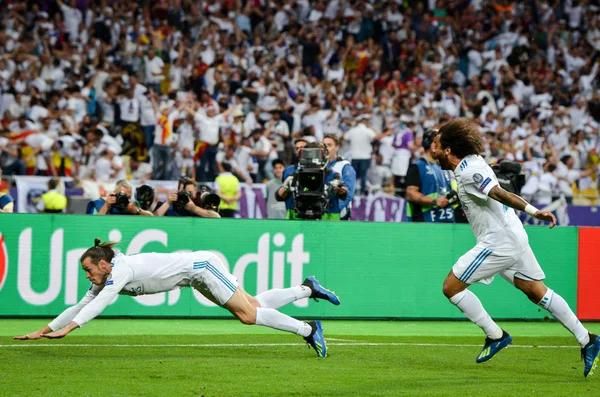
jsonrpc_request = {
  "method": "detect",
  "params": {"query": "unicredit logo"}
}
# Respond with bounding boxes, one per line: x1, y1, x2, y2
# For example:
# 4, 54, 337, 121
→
0, 233, 7, 292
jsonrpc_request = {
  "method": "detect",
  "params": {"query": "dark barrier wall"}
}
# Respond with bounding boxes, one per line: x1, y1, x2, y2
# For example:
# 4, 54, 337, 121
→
0, 215, 583, 319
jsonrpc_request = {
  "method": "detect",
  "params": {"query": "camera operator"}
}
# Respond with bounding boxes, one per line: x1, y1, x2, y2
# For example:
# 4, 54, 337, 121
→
406, 129, 455, 223
86, 180, 153, 216
275, 138, 307, 219
277, 141, 353, 220
322, 135, 356, 221
153, 177, 220, 218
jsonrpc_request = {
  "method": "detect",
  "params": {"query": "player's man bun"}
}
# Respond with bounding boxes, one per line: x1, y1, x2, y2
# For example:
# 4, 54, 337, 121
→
81, 239, 119, 264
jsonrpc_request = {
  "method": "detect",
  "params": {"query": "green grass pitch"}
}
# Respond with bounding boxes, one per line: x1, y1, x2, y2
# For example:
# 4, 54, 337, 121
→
1, 319, 599, 396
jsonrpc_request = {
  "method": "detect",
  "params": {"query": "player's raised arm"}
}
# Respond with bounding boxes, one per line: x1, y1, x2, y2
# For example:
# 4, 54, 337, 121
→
13, 284, 101, 340
488, 185, 556, 228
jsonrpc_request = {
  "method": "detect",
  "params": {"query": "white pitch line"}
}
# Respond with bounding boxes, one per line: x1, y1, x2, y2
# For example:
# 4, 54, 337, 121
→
0, 342, 579, 349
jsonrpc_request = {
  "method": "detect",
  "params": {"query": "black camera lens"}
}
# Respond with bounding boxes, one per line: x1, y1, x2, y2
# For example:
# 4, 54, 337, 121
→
114, 192, 130, 210
136, 185, 155, 210
201, 192, 220, 211
174, 191, 193, 213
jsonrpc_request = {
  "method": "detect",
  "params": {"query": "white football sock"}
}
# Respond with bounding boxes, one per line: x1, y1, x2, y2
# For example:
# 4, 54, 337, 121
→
255, 307, 312, 337
450, 290, 503, 339
255, 286, 311, 309
538, 288, 589, 348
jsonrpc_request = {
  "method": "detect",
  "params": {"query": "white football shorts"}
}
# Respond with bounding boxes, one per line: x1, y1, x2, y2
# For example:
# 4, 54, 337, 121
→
190, 251, 238, 305
452, 244, 546, 285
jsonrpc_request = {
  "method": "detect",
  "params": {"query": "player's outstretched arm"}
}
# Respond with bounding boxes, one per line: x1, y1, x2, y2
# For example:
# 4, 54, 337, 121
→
13, 286, 100, 340
44, 265, 135, 337
488, 185, 556, 228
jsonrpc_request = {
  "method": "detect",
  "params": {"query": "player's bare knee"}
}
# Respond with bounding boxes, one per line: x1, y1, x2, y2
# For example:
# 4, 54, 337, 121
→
234, 307, 257, 325
238, 314, 255, 325
442, 276, 461, 299
442, 282, 453, 299
515, 278, 546, 303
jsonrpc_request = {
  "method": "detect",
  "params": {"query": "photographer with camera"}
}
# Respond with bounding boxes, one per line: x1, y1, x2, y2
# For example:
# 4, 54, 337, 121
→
322, 135, 356, 221
406, 129, 455, 223
86, 180, 154, 216
153, 177, 220, 218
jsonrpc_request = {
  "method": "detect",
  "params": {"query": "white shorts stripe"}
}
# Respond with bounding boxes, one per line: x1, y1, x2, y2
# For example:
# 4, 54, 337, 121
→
460, 248, 492, 282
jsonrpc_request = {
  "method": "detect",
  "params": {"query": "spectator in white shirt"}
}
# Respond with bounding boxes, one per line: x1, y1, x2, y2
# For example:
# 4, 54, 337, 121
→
555, 155, 598, 204
172, 147, 196, 180
139, 93, 157, 151
144, 51, 165, 94
7, 92, 25, 119
264, 109, 290, 159
467, 43, 483, 80
130, 158, 153, 180
93, 149, 113, 181
97, 86, 116, 129
344, 116, 391, 195
118, 87, 146, 160
367, 153, 394, 195
118, 89, 140, 124
151, 98, 181, 180
230, 109, 249, 142
500, 93, 520, 125
107, 145, 126, 180
58, 0, 83, 41
250, 128, 275, 182
216, 145, 253, 184
176, 113, 196, 153
533, 162, 558, 206
24, 131, 55, 176
237, 137, 258, 182
186, 105, 234, 182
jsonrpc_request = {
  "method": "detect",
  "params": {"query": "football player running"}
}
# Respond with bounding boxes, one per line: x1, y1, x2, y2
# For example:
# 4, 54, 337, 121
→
431, 118, 600, 377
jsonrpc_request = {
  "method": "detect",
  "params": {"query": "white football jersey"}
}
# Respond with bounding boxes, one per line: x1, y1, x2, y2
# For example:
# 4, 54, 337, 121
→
454, 155, 528, 254
67, 252, 197, 327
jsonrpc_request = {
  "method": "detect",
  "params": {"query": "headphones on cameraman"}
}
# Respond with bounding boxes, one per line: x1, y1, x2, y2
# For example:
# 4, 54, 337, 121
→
422, 128, 439, 151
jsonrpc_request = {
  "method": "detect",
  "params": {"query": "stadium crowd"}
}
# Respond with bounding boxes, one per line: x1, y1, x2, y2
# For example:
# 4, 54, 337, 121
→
0, 0, 600, 206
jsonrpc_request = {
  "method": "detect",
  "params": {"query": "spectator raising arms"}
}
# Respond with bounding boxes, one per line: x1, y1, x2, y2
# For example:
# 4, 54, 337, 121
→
0, 0, 598, 207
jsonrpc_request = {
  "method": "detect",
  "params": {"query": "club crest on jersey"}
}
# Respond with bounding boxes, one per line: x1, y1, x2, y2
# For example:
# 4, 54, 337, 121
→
473, 173, 483, 183
479, 177, 492, 192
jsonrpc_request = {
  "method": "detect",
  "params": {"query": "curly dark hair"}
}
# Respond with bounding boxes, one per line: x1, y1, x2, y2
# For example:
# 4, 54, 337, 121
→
438, 118, 484, 158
